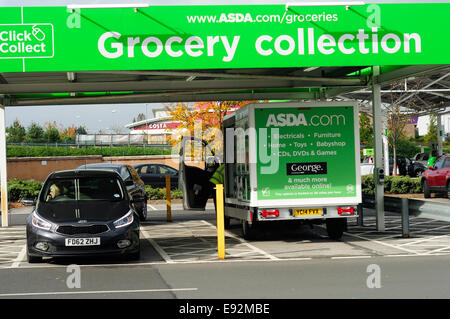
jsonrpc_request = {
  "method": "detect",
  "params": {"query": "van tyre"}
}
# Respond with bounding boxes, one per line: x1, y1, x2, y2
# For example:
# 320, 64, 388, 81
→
242, 220, 257, 240
326, 218, 346, 240
224, 216, 231, 229
422, 180, 431, 198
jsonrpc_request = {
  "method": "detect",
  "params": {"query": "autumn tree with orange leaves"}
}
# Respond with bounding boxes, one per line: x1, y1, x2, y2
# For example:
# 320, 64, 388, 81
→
166, 100, 260, 158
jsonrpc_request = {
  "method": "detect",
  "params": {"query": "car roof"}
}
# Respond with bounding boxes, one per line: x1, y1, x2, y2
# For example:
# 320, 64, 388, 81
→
77, 163, 128, 169
47, 169, 122, 179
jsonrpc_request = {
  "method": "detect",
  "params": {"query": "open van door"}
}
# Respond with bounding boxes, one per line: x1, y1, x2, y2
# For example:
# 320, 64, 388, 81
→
178, 137, 220, 210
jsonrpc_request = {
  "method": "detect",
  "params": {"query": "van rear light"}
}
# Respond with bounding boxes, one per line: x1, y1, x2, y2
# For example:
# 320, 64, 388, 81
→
262, 209, 279, 218
338, 207, 355, 215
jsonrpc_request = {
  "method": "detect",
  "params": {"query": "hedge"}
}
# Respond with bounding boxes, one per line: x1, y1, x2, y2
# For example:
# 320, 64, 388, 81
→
8, 179, 42, 202
145, 185, 183, 200
7, 145, 171, 158
361, 174, 422, 195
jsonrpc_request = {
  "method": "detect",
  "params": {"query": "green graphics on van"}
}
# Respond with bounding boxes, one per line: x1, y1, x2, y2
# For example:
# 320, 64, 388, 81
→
0, 3, 449, 72
0, 24, 54, 59
255, 106, 357, 200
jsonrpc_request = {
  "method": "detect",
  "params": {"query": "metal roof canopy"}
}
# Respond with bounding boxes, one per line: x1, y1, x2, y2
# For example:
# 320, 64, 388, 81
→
0, 65, 449, 108
1, 2, 450, 229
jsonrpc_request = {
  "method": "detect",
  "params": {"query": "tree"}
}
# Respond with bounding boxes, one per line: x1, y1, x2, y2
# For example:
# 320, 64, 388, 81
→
25, 122, 44, 143
424, 114, 438, 149
6, 119, 26, 143
60, 125, 77, 142
133, 113, 146, 123
43, 121, 61, 143
385, 80, 423, 175
76, 126, 87, 135
166, 100, 259, 157
359, 113, 373, 147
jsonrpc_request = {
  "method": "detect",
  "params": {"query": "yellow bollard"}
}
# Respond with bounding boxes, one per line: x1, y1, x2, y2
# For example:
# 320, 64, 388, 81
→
216, 184, 225, 260
166, 175, 172, 222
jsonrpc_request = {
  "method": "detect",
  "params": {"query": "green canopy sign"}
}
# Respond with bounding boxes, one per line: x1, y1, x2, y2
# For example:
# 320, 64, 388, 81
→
0, 23, 53, 59
0, 3, 449, 72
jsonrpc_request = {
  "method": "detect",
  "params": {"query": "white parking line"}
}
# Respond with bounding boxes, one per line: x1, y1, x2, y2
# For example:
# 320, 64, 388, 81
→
148, 204, 157, 211
398, 235, 449, 247
140, 229, 174, 263
344, 232, 421, 255
331, 256, 372, 260
11, 245, 26, 268
200, 220, 280, 261
0, 287, 198, 297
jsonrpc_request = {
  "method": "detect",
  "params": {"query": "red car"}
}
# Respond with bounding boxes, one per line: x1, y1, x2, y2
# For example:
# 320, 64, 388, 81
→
421, 155, 450, 199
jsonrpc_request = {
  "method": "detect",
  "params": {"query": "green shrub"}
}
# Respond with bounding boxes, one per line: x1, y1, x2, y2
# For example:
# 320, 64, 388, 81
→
361, 174, 421, 195
6, 145, 171, 158
145, 185, 183, 200
8, 179, 42, 201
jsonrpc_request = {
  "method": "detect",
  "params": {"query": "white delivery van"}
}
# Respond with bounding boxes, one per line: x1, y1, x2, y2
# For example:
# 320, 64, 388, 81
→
179, 102, 361, 240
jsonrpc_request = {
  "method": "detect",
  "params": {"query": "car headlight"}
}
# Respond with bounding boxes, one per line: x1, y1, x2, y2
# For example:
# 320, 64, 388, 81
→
113, 211, 134, 229
31, 212, 53, 231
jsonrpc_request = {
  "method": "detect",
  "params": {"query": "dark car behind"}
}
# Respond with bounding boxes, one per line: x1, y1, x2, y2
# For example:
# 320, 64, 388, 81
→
133, 163, 179, 189
389, 155, 426, 177
26, 169, 140, 263
76, 163, 147, 221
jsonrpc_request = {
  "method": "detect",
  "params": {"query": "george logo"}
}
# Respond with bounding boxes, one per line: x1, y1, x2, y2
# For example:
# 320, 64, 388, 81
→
287, 162, 327, 175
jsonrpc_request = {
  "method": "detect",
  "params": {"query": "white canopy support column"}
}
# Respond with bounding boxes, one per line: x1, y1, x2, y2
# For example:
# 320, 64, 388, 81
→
372, 66, 385, 232
0, 104, 8, 227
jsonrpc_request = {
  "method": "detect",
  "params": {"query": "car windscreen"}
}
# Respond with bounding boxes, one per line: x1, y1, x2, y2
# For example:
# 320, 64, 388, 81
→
41, 176, 125, 202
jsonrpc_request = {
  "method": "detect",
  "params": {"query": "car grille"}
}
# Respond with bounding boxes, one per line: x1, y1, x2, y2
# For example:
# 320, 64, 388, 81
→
56, 224, 109, 235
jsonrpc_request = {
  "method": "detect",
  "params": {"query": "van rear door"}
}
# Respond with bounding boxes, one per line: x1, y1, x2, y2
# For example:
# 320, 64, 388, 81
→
178, 137, 219, 210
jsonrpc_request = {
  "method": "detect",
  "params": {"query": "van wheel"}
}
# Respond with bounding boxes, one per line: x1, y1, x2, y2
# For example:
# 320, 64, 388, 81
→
326, 218, 346, 240
422, 180, 431, 198
224, 216, 231, 229
242, 220, 257, 240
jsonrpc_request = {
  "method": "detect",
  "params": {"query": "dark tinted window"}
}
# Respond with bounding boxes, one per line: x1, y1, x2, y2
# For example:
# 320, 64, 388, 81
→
42, 177, 124, 202
443, 158, 450, 168
159, 165, 177, 175
140, 165, 157, 174
434, 157, 445, 169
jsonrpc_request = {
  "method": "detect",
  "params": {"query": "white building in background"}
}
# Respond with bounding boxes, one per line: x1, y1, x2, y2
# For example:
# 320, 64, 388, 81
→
417, 113, 450, 137
124, 108, 182, 144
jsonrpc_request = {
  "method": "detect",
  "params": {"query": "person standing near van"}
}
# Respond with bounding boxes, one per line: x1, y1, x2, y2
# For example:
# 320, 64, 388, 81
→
209, 164, 225, 211
427, 149, 438, 168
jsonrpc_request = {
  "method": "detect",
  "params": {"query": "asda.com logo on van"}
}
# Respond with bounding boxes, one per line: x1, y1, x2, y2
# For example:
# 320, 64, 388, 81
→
265, 112, 346, 127
0, 24, 54, 59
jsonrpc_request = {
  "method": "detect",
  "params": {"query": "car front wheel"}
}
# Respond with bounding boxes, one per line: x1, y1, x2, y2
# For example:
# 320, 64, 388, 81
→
447, 182, 450, 200
139, 199, 147, 221
422, 180, 431, 198
27, 250, 42, 264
